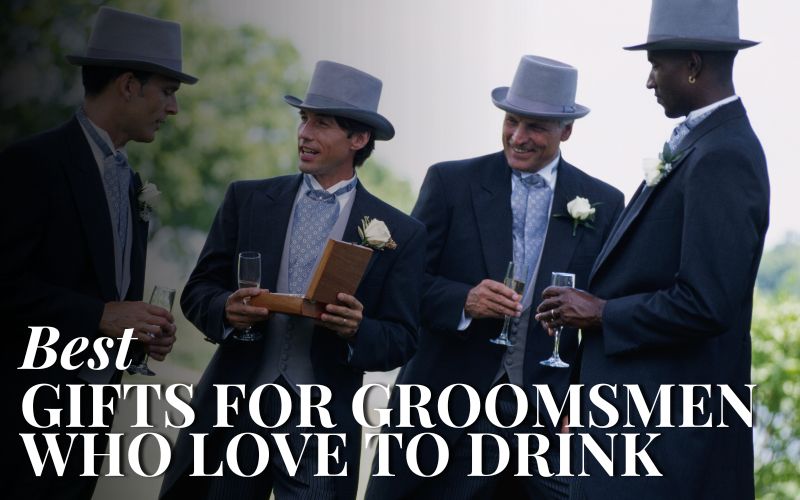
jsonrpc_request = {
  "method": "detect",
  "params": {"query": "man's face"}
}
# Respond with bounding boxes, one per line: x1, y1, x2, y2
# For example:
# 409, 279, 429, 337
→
296, 110, 367, 187
502, 112, 571, 173
646, 51, 692, 118
125, 74, 180, 143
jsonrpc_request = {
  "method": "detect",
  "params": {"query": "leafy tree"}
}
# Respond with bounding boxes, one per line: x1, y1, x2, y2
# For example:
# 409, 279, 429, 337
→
756, 233, 800, 298
751, 294, 800, 499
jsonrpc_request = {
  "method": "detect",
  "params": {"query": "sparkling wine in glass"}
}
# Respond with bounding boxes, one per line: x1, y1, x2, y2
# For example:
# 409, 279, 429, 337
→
128, 285, 175, 376
489, 261, 526, 347
540, 272, 575, 368
233, 251, 262, 342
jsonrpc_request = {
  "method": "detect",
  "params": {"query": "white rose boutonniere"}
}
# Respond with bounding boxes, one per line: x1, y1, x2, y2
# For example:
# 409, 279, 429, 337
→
643, 142, 684, 187
554, 196, 601, 236
357, 216, 397, 250
137, 181, 161, 222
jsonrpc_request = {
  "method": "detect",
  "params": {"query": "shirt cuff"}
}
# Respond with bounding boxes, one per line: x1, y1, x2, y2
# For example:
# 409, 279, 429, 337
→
457, 310, 472, 331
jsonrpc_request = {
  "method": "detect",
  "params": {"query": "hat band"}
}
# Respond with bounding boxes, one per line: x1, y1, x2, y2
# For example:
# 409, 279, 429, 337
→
506, 92, 577, 114
303, 92, 380, 112
84, 47, 183, 69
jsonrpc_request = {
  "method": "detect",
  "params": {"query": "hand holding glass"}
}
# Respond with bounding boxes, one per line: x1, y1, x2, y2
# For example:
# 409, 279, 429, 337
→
233, 251, 262, 342
128, 285, 175, 376
489, 261, 526, 347
540, 272, 575, 368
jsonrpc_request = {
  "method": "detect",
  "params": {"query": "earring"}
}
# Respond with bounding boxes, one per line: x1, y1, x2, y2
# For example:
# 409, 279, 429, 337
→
688, 75, 696, 84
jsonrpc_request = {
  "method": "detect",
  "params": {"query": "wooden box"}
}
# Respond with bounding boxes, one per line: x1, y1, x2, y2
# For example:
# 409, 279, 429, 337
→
250, 239, 373, 318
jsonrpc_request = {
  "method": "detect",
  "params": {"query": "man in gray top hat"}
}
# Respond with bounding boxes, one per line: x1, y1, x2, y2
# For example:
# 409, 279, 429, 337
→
536, 0, 768, 498
0, 6, 196, 500
160, 60, 425, 500
364, 55, 623, 500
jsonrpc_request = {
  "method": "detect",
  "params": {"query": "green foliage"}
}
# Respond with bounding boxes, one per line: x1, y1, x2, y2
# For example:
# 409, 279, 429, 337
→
751, 293, 800, 499
1, 0, 417, 233
756, 234, 800, 298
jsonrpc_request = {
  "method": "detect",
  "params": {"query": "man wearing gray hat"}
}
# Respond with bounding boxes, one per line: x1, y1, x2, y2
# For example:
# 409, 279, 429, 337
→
536, 1, 768, 498
160, 60, 425, 500
365, 55, 623, 499
0, 6, 196, 500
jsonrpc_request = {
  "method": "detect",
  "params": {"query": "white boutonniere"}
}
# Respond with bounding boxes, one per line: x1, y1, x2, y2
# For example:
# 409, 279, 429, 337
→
137, 181, 160, 222
357, 216, 397, 250
643, 143, 684, 187
554, 196, 601, 236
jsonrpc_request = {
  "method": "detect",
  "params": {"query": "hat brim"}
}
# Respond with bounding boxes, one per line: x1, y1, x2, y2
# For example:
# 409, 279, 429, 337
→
66, 55, 198, 84
284, 95, 394, 141
623, 38, 759, 51
491, 87, 590, 120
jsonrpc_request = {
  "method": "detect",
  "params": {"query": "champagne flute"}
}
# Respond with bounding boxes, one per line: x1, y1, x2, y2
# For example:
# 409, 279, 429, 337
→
540, 272, 575, 368
128, 285, 175, 376
233, 251, 262, 341
489, 261, 526, 346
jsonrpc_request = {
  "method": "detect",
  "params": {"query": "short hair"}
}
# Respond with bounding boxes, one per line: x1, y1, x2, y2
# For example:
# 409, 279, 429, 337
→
81, 66, 153, 96
333, 115, 376, 167
697, 50, 737, 84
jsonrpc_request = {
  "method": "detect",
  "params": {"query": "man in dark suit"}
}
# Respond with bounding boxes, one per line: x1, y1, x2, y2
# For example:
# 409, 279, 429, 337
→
160, 60, 425, 500
0, 7, 196, 499
535, 1, 768, 498
365, 55, 623, 499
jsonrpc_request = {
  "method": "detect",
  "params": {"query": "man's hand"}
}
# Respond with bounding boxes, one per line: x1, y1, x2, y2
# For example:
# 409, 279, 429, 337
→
464, 279, 523, 320
318, 293, 363, 340
535, 286, 605, 332
225, 287, 270, 330
100, 301, 174, 340
140, 323, 177, 361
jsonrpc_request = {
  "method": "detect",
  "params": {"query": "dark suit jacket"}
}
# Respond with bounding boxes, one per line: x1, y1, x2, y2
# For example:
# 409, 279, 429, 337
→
572, 100, 768, 500
367, 152, 623, 499
0, 117, 148, 494
160, 174, 425, 500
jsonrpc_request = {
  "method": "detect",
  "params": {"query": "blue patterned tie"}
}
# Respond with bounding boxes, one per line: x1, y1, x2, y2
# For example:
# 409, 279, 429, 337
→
75, 109, 131, 251
287, 175, 357, 294
510, 171, 552, 293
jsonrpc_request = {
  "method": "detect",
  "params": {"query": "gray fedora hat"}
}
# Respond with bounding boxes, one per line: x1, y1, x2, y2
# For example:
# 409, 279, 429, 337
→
67, 6, 197, 84
284, 60, 395, 140
624, 0, 759, 51
492, 55, 590, 120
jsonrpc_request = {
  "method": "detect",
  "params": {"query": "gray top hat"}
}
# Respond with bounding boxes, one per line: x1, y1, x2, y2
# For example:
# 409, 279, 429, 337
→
625, 0, 759, 51
492, 55, 589, 120
284, 60, 395, 141
67, 6, 197, 84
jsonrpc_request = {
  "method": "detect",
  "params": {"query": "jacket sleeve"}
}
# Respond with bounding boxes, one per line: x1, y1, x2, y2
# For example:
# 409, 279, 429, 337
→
411, 166, 474, 336
180, 183, 240, 343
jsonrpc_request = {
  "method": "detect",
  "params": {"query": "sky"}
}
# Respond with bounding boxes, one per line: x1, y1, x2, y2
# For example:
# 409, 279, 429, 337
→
211, 0, 799, 248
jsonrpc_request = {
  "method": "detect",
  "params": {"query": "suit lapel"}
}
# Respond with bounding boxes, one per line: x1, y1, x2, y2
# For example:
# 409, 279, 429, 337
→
531, 159, 582, 301
61, 118, 118, 301
128, 172, 147, 299
589, 146, 695, 283
343, 181, 381, 279
251, 175, 301, 292
471, 154, 513, 281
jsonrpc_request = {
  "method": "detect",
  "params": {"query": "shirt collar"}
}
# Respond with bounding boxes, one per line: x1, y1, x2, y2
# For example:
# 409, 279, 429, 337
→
686, 95, 739, 125
515, 152, 560, 190
304, 172, 358, 193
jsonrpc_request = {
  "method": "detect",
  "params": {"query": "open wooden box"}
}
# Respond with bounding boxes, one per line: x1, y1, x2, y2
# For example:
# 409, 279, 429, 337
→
250, 239, 373, 318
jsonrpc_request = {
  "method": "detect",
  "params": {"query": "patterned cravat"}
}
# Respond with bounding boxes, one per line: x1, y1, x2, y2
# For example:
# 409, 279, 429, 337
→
75, 108, 131, 250
287, 175, 357, 294
510, 171, 552, 294
667, 108, 715, 153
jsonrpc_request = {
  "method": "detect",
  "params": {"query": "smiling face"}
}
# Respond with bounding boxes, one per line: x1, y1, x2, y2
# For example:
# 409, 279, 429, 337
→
646, 50, 694, 118
122, 73, 180, 143
296, 109, 368, 188
501, 112, 572, 173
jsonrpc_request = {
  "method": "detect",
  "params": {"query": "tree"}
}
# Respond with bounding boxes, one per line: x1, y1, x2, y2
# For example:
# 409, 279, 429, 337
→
751, 294, 800, 499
